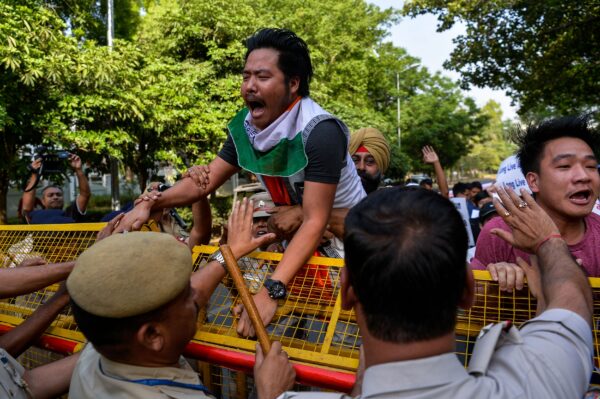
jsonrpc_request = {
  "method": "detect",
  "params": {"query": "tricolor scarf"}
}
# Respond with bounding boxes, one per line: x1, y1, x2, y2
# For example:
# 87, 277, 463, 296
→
228, 97, 333, 178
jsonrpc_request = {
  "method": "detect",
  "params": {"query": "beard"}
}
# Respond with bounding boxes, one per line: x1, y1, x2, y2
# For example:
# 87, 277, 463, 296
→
357, 170, 382, 194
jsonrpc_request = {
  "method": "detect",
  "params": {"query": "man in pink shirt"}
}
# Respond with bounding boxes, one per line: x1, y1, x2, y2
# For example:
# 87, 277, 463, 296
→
471, 115, 600, 290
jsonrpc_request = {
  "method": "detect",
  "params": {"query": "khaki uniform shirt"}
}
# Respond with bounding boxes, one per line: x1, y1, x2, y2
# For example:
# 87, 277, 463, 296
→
0, 349, 30, 399
278, 309, 592, 399
70, 345, 214, 399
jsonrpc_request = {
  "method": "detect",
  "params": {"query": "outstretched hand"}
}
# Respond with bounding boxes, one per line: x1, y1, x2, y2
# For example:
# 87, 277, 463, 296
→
422, 145, 439, 164
97, 213, 125, 241
184, 165, 210, 190
68, 154, 82, 171
227, 198, 276, 259
112, 203, 152, 234
490, 186, 559, 253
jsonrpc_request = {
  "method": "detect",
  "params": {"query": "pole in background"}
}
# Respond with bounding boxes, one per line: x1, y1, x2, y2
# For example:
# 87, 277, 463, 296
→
107, 0, 120, 210
396, 72, 401, 152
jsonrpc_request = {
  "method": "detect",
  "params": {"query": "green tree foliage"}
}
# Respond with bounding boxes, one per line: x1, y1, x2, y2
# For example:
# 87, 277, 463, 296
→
403, 0, 600, 116
0, 0, 79, 223
457, 100, 515, 174
1, 0, 492, 222
47, 0, 141, 42
401, 74, 489, 171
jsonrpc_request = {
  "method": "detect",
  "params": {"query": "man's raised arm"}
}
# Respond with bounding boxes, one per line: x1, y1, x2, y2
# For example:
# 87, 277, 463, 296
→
69, 154, 91, 213
21, 158, 43, 217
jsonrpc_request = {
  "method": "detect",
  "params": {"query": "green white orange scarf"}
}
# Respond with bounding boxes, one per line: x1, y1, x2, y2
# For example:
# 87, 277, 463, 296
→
228, 97, 332, 177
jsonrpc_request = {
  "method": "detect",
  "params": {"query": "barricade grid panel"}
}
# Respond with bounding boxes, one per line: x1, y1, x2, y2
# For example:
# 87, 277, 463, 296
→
1, 226, 600, 393
196, 361, 319, 399
193, 245, 360, 369
17, 347, 66, 370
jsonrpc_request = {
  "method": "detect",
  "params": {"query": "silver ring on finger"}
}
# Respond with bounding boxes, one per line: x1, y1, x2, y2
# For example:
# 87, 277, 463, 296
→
518, 202, 528, 209
504, 211, 511, 217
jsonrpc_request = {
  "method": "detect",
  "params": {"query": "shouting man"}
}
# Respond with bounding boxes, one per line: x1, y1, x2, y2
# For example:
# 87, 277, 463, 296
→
114, 28, 365, 336
471, 115, 600, 290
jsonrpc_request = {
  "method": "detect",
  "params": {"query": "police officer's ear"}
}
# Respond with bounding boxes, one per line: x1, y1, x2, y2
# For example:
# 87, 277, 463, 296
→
525, 172, 541, 194
459, 266, 475, 310
137, 323, 165, 352
340, 266, 357, 311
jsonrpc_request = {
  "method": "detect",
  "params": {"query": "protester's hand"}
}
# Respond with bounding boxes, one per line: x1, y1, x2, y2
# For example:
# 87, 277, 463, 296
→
112, 203, 153, 234
487, 262, 525, 292
321, 228, 335, 245
515, 256, 542, 299
267, 205, 303, 240
490, 186, 560, 253
422, 145, 439, 164
233, 289, 278, 337
228, 198, 276, 259
134, 183, 161, 206
68, 154, 82, 171
97, 213, 125, 241
183, 165, 210, 190
30, 158, 43, 173
254, 341, 295, 399
18, 256, 47, 268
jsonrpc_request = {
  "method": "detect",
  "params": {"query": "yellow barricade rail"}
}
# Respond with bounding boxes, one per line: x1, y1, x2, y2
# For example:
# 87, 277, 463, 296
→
1, 224, 600, 392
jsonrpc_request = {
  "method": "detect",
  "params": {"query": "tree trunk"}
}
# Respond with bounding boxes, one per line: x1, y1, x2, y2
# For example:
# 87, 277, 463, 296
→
137, 170, 149, 194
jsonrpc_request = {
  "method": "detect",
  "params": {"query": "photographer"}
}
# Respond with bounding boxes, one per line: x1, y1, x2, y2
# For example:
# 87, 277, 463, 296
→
21, 153, 91, 224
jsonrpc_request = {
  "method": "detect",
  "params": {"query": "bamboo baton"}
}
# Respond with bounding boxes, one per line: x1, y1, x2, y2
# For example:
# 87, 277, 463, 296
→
220, 244, 271, 354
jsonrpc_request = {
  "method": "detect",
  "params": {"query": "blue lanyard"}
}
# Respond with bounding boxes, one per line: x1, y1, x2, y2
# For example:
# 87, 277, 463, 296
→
99, 359, 214, 397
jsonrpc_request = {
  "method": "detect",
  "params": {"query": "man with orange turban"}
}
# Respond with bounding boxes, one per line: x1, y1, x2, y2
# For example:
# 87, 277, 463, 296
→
349, 127, 391, 193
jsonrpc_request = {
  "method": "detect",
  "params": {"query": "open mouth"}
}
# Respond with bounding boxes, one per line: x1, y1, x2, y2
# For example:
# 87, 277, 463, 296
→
247, 99, 265, 119
255, 229, 268, 237
569, 189, 592, 205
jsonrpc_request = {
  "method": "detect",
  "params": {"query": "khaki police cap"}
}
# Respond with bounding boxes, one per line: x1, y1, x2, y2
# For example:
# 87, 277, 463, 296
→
249, 192, 275, 218
67, 232, 192, 318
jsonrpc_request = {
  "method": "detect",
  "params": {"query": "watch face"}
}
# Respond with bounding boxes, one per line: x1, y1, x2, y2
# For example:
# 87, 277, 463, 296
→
266, 279, 286, 299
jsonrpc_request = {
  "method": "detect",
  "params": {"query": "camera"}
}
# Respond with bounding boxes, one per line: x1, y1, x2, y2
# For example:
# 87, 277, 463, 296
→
23, 146, 72, 192
33, 146, 71, 175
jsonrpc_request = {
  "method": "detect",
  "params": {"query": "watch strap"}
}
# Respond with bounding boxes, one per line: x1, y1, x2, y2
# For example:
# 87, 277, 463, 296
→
208, 250, 227, 271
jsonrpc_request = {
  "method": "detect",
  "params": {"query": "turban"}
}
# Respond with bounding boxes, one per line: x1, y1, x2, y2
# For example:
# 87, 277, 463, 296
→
349, 127, 391, 174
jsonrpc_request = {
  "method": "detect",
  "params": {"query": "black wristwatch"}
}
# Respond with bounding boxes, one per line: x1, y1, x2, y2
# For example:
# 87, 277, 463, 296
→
264, 278, 287, 300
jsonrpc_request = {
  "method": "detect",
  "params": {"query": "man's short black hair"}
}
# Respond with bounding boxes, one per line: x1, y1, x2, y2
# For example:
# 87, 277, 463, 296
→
470, 181, 482, 190
516, 115, 600, 175
473, 190, 490, 206
344, 187, 468, 343
71, 299, 169, 353
245, 28, 313, 97
452, 182, 469, 197
419, 178, 433, 187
